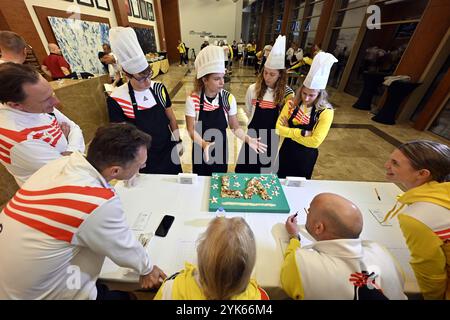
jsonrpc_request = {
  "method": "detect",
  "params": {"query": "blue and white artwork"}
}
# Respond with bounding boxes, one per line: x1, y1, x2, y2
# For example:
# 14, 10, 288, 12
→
48, 16, 110, 74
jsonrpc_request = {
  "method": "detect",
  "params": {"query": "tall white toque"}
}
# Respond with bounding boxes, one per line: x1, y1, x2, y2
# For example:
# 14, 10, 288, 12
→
194, 45, 225, 79
204, 36, 210, 42
109, 27, 148, 74
303, 52, 338, 90
265, 35, 286, 70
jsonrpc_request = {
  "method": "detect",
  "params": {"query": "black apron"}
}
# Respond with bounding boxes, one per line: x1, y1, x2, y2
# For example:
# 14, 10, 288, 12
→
192, 90, 228, 176
235, 100, 280, 174
277, 104, 320, 179
128, 82, 181, 175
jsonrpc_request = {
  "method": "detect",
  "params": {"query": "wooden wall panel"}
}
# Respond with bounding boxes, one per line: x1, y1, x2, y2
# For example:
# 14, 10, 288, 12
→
414, 67, 450, 130
111, 0, 130, 27
0, 0, 47, 64
159, 0, 181, 62
394, 0, 450, 82
153, 0, 166, 51
314, 0, 335, 48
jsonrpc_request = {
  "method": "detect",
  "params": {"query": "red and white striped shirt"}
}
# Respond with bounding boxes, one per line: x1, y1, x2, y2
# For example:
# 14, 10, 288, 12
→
245, 83, 294, 123
0, 105, 85, 186
185, 89, 237, 122
0, 152, 152, 299
109, 82, 159, 119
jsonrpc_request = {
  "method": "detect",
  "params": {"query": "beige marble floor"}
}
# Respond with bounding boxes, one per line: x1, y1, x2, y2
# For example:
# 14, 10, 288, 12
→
157, 62, 449, 184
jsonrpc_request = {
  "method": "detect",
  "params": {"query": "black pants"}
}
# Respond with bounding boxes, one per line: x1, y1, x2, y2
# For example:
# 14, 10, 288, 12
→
96, 282, 136, 300
277, 140, 319, 179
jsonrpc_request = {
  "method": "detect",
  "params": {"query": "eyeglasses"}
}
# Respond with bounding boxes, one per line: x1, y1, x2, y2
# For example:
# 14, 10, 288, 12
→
130, 67, 153, 82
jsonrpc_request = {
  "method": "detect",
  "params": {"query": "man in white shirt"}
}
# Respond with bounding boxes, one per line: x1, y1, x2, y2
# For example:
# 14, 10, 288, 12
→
0, 123, 166, 299
281, 193, 407, 300
0, 31, 28, 64
0, 62, 85, 186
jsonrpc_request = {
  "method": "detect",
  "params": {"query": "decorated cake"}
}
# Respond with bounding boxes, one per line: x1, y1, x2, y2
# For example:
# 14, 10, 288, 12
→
209, 173, 290, 213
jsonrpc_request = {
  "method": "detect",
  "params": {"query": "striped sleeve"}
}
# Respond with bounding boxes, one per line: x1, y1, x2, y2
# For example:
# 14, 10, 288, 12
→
222, 90, 237, 116
52, 108, 85, 153
284, 86, 295, 99
153, 82, 172, 109
9, 139, 63, 186
398, 213, 448, 299
75, 196, 153, 276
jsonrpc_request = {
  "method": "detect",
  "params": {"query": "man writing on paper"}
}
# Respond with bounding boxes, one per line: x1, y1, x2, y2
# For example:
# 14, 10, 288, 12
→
281, 193, 407, 300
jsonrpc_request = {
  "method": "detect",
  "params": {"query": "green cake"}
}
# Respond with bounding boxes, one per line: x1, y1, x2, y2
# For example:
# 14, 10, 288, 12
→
208, 173, 290, 213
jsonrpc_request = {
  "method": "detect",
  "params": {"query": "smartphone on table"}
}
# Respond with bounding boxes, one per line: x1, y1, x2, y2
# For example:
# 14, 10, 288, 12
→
155, 215, 175, 237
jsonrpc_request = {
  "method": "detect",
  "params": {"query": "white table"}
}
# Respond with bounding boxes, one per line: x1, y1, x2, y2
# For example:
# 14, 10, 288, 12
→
100, 174, 419, 295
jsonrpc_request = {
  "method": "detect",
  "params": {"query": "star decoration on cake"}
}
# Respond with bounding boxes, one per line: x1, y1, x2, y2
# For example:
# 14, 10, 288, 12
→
210, 196, 218, 204
212, 184, 218, 190
271, 180, 277, 185
212, 174, 219, 180
233, 182, 241, 188
232, 175, 238, 179
273, 190, 280, 197
260, 176, 268, 181
265, 183, 271, 189
274, 186, 280, 191
244, 177, 250, 181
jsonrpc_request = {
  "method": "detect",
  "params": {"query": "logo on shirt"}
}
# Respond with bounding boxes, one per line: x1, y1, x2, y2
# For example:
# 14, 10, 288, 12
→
143, 96, 148, 101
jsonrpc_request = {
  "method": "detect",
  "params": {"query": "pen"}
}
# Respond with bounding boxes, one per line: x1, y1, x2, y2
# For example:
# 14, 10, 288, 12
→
293, 211, 298, 218
304, 208, 308, 215
374, 188, 381, 201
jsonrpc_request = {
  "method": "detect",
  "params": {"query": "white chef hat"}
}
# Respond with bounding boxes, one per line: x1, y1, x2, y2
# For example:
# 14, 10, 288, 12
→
303, 52, 338, 89
195, 45, 225, 79
265, 35, 285, 69
109, 27, 148, 74
204, 36, 210, 42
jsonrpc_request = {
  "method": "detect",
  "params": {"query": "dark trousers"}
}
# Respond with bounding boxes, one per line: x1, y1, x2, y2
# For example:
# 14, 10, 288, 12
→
179, 53, 188, 65
96, 282, 136, 300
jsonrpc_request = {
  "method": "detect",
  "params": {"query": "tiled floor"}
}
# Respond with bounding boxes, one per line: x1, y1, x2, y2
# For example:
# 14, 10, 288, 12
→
158, 62, 449, 185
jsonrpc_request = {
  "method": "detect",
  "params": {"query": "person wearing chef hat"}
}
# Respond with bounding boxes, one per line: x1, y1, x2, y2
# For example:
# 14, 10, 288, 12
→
185, 45, 267, 176
235, 35, 294, 174
276, 51, 338, 179
107, 27, 182, 175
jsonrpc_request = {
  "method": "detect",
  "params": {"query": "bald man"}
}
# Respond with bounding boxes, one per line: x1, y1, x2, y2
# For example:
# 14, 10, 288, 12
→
41, 43, 71, 80
281, 193, 407, 300
0, 31, 28, 64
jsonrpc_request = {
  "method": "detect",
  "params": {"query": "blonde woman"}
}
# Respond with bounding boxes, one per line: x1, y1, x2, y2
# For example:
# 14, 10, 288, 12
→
236, 35, 294, 174
276, 52, 337, 179
383, 140, 450, 300
154, 217, 269, 300
186, 45, 266, 176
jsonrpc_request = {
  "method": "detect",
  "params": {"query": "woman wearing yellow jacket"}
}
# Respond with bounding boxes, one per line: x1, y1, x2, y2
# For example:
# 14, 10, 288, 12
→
154, 217, 269, 300
383, 140, 450, 299
276, 52, 337, 179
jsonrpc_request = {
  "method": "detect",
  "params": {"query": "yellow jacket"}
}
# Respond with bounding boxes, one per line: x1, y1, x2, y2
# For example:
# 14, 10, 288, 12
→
383, 181, 450, 299
177, 43, 186, 54
154, 263, 269, 300
275, 100, 334, 148
288, 57, 313, 71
